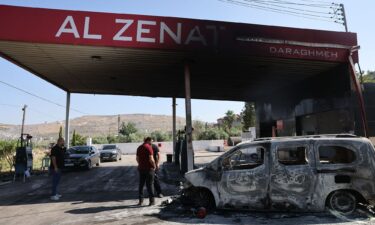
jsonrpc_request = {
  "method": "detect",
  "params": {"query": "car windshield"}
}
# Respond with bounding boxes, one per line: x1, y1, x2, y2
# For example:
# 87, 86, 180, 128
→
102, 145, 116, 150
68, 146, 90, 154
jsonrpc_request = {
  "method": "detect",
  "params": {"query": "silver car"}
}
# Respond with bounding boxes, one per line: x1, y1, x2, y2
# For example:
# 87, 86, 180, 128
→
183, 134, 375, 214
100, 144, 122, 162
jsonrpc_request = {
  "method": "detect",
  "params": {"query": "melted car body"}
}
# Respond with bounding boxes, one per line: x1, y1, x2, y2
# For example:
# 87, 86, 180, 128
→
184, 135, 375, 213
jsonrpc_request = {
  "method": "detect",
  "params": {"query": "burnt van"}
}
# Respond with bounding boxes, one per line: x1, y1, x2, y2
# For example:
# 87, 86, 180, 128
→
183, 134, 375, 214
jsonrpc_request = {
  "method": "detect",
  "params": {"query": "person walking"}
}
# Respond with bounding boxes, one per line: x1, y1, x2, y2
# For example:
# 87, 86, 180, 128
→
136, 137, 156, 206
50, 137, 65, 201
151, 141, 163, 198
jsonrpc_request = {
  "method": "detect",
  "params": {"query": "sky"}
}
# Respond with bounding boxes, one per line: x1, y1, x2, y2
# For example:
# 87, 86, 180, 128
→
0, 0, 374, 125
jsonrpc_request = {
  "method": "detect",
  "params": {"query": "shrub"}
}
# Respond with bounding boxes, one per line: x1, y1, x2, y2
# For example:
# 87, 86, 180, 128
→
0, 140, 17, 172
150, 131, 171, 142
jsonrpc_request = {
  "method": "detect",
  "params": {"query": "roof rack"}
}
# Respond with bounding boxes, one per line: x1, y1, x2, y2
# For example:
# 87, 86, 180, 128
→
252, 133, 359, 142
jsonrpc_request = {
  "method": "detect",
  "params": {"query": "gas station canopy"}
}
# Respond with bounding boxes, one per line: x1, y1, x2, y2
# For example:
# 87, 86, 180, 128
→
0, 5, 358, 101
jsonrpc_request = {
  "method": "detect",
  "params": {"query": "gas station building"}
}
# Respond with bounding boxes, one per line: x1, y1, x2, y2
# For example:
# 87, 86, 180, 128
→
0, 5, 370, 170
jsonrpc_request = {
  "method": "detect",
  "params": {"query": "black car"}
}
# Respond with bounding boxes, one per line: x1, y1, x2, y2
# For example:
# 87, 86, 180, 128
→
100, 144, 122, 162
64, 146, 100, 170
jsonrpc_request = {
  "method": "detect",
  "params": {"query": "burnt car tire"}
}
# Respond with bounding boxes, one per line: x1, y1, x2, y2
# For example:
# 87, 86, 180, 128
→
188, 188, 215, 210
327, 190, 357, 215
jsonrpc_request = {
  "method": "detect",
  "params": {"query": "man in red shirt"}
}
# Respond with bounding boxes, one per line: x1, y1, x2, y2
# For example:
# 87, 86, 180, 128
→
136, 137, 156, 206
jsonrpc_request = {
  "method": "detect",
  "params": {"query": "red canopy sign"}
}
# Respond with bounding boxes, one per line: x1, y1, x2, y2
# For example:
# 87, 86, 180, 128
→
0, 5, 358, 62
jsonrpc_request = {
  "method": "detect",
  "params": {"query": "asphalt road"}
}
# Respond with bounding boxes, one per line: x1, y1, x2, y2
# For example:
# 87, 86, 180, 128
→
0, 152, 374, 225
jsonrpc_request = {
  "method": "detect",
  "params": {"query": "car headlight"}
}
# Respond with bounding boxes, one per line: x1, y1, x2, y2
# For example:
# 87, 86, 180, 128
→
112, 150, 117, 154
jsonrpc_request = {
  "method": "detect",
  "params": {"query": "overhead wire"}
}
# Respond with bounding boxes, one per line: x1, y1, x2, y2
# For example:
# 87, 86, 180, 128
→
242, 0, 338, 15
0, 80, 89, 115
219, 0, 338, 22
0, 103, 63, 121
219, 0, 344, 24
254, 0, 337, 8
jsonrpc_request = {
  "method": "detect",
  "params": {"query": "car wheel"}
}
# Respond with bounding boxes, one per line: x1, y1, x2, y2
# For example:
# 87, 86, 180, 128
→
86, 160, 92, 170
187, 188, 215, 210
96, 160, 100, 167
327, 190, 357, 215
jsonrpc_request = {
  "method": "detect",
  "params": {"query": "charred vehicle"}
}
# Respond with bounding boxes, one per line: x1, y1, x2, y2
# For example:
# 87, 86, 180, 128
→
183, 135, 375, 214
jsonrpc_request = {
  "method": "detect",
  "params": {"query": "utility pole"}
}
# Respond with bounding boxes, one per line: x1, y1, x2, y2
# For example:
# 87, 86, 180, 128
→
340, 4, 348, 32
20, 104, 27, 147
118, 114, 120, 134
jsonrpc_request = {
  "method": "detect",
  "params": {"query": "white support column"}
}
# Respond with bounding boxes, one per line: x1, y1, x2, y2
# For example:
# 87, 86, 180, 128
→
172, 97, 177, 158
65, 92, 71, 148
184, 63, 194, 171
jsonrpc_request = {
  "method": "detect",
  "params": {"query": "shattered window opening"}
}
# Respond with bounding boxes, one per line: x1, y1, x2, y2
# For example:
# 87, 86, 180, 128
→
277, 146, 308, 165
223, 146, 264, 170
318, 145, 356, 164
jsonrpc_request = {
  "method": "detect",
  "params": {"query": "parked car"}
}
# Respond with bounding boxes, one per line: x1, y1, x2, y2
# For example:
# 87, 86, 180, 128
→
100, 144, 122, 162
64, 145, 100, 170
183, 134, 375, 214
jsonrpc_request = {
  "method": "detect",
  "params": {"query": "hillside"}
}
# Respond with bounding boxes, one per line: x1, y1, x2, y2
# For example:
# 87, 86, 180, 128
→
0, 114, 187, 140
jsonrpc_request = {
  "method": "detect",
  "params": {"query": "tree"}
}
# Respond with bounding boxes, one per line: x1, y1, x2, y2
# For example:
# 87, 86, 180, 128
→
241, 102, 256, 131
71, 130, 76, 146
71, 130, 86, 146
223, 110, 236, 132
0, 140, 17, 172
107, 134, 117, 144
192, 120, 205, 140
150, 131, 171, 142
58, 126, 63, 139
362, 70, 375, 83
198, 128, 229, 140
119, 122, 138, 136
92, 136, 108, 144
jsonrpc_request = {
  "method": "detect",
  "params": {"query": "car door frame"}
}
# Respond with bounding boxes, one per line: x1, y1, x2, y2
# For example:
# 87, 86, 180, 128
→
217, 143, 270, 210
269, 140, 317, 211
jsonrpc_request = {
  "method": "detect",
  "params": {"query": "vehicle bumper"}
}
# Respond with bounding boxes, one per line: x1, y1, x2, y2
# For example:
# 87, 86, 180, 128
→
100, 154, 117, 161
64, 161, 88, 168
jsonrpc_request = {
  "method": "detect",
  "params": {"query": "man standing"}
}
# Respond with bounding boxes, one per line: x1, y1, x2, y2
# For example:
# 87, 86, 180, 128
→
50, 137, 65, 201
151, 141, 163, 198
136, 137, 156, 206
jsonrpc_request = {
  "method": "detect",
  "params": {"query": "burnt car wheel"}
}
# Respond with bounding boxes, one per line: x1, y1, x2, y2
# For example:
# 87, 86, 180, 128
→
327, 190, 357, 214
186, 188, 215, 209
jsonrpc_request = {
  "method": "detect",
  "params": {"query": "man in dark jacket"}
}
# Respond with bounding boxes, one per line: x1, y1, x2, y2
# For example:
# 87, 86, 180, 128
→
136, 137, 156, 206
50, 137, 65, 201
151, 141, 163, 198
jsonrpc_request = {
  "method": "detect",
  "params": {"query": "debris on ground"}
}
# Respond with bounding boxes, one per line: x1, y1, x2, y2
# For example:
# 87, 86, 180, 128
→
191, 207, 207, 219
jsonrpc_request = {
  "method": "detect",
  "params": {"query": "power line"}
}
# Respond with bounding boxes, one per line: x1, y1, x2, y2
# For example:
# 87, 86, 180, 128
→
219, 0, 337, 22
0, 103, 62, 121
243, 0, 338, 15
253, 0, 337, 8
225, 0, 334, 18
0, 80, 88, 115
219, 0, 344, 24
